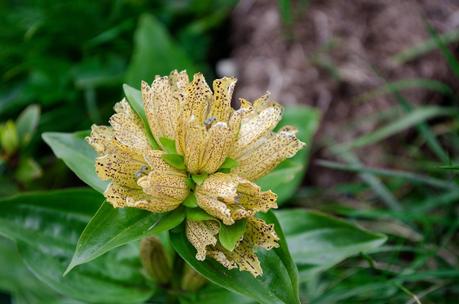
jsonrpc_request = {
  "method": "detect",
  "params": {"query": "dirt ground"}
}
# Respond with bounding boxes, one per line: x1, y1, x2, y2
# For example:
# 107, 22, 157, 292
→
227, 0, 459, 186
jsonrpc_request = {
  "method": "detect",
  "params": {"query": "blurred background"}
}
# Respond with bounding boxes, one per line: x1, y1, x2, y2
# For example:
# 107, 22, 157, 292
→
1, 0, 459, 303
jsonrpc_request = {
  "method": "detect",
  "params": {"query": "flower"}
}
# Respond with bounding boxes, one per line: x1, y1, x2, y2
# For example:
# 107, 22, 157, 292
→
87, 70, 304, 277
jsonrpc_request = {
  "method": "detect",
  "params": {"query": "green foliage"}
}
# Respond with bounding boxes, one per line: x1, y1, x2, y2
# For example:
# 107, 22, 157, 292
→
218, 219, 247, 251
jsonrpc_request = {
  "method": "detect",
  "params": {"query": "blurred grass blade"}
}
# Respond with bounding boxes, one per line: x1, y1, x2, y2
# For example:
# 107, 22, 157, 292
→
426, 22, 459, 78
390, 28, 459, 64
317, 160, 459, 190
333, 106, 455, 151
355, 78, 453, 103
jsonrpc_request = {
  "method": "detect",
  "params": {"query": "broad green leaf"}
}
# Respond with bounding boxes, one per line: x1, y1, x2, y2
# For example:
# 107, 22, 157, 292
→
159, 137, 177, 154
16, 104, 40, 146
191, 173, 208, 185
123, 84, 160, 149
42, 131, 108, 193
178, 283, 253, 304
125, 14, 196, 87
257, 105, 320, 205
219, 157, 238, 170
162, 153, 186, 170
170, 211, 300, 304
276, 209, 387, 279
183, 193, 198, 208
0, 189, 153, 303
219, 220, 247, 251
66, 202, 185, 274
186, 208, 215, 221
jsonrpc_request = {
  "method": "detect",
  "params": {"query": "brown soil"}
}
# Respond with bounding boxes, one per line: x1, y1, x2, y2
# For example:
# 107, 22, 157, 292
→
228, 0, 459, 186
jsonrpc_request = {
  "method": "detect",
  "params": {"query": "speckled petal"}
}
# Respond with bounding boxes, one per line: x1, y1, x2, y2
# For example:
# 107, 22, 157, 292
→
194, 192, 233, 225
86, 125, 115, 154
186, 220, 220, 260
137, 171, 189, 201
230, 94, 283, 159
233, 126, 305, 181
183, 116, 207, 173
104, 182, 178, 213
245, 217, 279, 250
208, 77, 237, 122
109, 99, 150, 151
200, 122, 233, 173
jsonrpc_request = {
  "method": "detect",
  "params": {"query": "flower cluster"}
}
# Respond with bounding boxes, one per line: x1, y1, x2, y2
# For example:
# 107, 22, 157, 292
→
87, 70, 304, 277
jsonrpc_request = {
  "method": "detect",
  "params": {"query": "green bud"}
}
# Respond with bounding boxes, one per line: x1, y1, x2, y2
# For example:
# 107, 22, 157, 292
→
181, 263, 207, 292
1, 121, 19, 156
140, 237, 172, 284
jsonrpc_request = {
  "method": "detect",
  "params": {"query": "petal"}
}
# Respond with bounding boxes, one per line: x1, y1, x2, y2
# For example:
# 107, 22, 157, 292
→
143, 150, 186, 177
137, 171, 189, 201
86, 125, 114, 154
230, 94, 283, 159
95, 148, 147, 188
109, 99, 150, 151
194, 192, 233, 225
182, 116, 207, 174
196, 173, 238, 203
233, 126, 305, 181
186, 220, 219, 261
244, 217, 279, 250
104, 182, 178, 212
208, 77, 237, 122
200, 122, 233, 174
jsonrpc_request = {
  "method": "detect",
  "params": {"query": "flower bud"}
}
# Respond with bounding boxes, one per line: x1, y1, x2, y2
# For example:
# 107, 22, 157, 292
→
140, 237, 172, 284
1, 121, 19, 156
181, 263, 207, 292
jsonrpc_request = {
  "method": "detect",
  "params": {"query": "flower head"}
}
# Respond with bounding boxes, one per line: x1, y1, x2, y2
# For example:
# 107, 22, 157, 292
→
87, 70, 304, 277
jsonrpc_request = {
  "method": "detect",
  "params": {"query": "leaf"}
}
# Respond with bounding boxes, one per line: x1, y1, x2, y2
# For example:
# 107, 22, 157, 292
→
14, 157, 42, 183
66, 202, 185, 274
219, 220, 247, 251
125, 14, 196, 87
162, 153, 186, 170
219, 157, 238, 170
257, 105, 320, 205
170, 211, 300, 304
0, 189, 153, 303
276, 209, 387, 280
186, 208, 215, 221
178, 283, 253, 304
16, 104, 40, 146
123, 84, 160, 149
191, 173, 208, 185
159, 137, 177, 154
42, 131, 109, 193
183, 193, 198, 208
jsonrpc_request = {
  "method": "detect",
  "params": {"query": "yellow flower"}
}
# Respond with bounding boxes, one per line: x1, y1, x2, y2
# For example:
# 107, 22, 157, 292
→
87, 70, 304, 277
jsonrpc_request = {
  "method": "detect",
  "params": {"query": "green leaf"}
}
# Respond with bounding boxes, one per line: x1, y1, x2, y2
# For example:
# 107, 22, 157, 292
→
219, 157, 238, 170
14, 157, 42, 183
257, 105, 320, 205
186, 208, 215, 221
276, 209, 387, 279
42, 131, 108, 193
159, 137, 177, 154
16, 104, 40, 146
0, 189, 153, 303
66, 202, 185, 274
191, 173, 208, 185
183, 193, 198, 208
162, 153, 186, 170
123, 83, 160, 150
219, 220, 247, 251
178, 283, 253, 304
125, 14, 197, 87
170, 211, 300, 304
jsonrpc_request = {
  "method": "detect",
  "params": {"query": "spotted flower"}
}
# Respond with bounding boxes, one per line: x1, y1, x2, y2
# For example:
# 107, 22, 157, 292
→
87, 70, 304, 277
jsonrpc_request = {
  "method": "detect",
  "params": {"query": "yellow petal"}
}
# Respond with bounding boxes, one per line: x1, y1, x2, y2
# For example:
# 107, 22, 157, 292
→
230, 95, 283, 159
200, 122, 233, 174
86, 125, 114, 154
208, 77, 237, 122
95, 149, 147, 188
182, 73, 212, 124
104, 182, 179, 212
245, 217, 279, 250
233, 126, 305, 181
137, 171, 189, 201
109, 99, 150, 151
143, 150, 186, 177
194, 192, 233, 225
186, 220, 219, 260
182, 116, 207, 174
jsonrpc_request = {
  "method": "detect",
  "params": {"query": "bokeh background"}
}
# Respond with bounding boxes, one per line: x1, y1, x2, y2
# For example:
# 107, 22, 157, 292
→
1, 0, 458, 303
